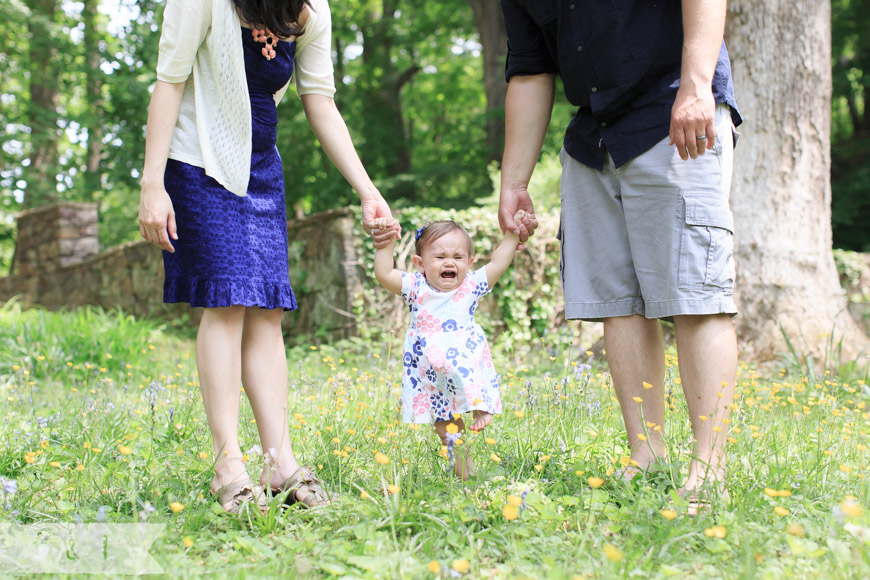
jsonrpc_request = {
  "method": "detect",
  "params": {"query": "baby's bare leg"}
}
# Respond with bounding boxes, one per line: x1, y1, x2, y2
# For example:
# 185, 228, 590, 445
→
469, 410, 493, 432
434, 418, 475, 480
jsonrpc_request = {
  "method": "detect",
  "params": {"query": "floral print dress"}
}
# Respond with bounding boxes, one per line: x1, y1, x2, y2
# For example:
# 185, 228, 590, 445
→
400, 266, 502, 423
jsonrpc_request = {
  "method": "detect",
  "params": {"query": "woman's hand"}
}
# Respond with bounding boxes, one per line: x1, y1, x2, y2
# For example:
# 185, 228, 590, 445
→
138, 181, 178, 252
362, 194, 400, 249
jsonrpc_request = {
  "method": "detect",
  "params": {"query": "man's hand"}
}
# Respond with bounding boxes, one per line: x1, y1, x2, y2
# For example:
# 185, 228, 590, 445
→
669, 84, 716, 161
498, 188, 538, 250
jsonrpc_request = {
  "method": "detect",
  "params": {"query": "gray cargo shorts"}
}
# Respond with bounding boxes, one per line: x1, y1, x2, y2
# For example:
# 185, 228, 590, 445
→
559, 104, 738, 321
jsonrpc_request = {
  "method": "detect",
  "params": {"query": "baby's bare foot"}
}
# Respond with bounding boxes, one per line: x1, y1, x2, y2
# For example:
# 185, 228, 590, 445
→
468, 410, 493, 432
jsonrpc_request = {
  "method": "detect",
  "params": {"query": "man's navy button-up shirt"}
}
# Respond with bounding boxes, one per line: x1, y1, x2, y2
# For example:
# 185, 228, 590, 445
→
500, 0, 742, 169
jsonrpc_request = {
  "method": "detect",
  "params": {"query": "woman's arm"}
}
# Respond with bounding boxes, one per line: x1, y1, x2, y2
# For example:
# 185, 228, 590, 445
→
300, 94, 396, 247
485, 230, 521, 289
139, 80, 185, 252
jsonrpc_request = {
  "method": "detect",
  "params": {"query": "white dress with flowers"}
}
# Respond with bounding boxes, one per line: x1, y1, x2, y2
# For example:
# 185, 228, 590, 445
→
400, 266, 502, 423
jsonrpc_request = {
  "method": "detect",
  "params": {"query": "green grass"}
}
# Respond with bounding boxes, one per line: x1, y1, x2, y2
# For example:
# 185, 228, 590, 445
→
1, 303, 869, 578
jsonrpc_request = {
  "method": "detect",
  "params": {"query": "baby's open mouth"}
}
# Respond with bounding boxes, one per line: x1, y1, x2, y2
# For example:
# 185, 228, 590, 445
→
441, 271, 456, 279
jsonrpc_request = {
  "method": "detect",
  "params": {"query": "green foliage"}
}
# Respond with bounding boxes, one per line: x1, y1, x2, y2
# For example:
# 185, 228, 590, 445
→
831, 0, 870, 251
2, 305, 870, 578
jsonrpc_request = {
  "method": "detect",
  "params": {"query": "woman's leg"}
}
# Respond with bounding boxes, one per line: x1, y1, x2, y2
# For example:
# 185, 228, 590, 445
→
196, 306, 249, 492
239, 307, 300, 488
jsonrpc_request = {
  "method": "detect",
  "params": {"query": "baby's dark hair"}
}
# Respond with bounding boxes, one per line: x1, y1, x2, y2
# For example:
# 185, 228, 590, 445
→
415, 220, 474, 256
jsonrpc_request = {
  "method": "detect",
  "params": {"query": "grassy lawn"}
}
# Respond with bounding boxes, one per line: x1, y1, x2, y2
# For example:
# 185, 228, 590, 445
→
1, 301, 869, 579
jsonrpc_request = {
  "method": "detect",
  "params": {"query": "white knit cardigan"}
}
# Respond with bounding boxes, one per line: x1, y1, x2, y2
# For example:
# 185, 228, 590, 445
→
155, 0, 336, 196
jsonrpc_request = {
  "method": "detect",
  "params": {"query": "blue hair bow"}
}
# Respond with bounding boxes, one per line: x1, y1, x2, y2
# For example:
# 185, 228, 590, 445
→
414, 226, 427, 241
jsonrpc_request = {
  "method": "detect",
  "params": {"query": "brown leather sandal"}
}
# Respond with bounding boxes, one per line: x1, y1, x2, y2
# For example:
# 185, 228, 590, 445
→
212, 480, 268, 514
270, 466, 331, 508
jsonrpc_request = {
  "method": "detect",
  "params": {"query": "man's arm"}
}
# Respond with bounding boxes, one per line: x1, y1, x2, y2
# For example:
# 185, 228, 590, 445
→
499, 74, 554, 244
669, 0, 727, 160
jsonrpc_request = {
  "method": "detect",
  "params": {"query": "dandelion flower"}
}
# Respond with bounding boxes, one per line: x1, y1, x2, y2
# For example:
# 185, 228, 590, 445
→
503, 505, 519, 520
841, 498, 864, 518
169, 502, 185, 513
360, 491, 369, 500
660, 509, 678, 520
637, 433, 647, 441
632, 396, 643, 403
774, 506, 790, 516
118, 446, 132, 456
445, 423, 459, 435
786, 523, 805, 537
182, 537, 193, 548
602, 544, 623, 562
779, 489, 792, 497
704, 525, 726, 538
764, 488, 779, 498
452, 559, 469, 573
507, 495, 523, 507
387, 484, 400, 494
485, 438, 497, 445
490, 453, 501, 463
514, 410, 525, 418
587, 477, 604, 489
428, 561, 440, 573
642, 382, 653, 390
375, 452, 390, 465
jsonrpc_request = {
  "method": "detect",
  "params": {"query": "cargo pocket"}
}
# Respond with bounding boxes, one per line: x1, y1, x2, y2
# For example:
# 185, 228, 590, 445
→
678, 195, 735, 290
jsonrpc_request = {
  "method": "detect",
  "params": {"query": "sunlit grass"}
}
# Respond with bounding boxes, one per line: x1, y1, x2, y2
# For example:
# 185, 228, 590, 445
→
1, 303, 869, 578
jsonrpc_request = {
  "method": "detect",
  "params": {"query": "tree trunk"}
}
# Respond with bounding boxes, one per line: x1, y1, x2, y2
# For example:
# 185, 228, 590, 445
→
468, 0, 507, 164
726, 1, 868, 360
26, 0, 60, 209
83, 0, 103, 196
359, 0, 418, 183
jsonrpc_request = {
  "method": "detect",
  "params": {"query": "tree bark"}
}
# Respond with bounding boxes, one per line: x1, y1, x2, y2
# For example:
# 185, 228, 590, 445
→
359, 0, 417, 182
83, 0, 104, 196
468, 0, 507, 164
725, 1, 869, 360
26, 0, 60, 209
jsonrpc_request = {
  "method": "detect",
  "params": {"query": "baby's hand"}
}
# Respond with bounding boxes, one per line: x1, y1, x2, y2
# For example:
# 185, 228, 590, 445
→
373, 218, 400, 242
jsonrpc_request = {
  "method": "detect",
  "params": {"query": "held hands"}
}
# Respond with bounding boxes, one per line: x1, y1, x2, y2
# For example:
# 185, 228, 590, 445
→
669, 84, 716, 161
498, 188, 538, 250
361, 195, 400, 249
371, 217, 401, 248
138, 182, 178, 253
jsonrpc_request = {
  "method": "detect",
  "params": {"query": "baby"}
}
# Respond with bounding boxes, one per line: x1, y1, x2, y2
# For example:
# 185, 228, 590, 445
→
372, 214, 525, 478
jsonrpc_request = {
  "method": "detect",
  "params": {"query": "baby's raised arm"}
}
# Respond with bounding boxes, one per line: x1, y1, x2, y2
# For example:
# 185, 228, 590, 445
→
485, 211, 525, 289
373, 218, 403, 295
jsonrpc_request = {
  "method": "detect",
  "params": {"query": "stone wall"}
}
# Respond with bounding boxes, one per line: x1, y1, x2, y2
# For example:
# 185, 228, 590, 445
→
0, 203, 364, 345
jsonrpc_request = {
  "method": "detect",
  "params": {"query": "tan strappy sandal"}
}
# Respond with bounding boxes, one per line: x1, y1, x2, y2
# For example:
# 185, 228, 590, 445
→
212, 480, 268, 514
270, 466, 331, 508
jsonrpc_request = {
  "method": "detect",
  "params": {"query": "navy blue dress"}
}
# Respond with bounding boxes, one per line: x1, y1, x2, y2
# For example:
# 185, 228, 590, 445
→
162, 28, 297, 310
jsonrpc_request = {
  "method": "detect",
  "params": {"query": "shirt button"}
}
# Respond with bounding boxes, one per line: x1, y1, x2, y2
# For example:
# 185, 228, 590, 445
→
600, 122, 607, 128
576, 45, 582, 52
590, 87, 597, 93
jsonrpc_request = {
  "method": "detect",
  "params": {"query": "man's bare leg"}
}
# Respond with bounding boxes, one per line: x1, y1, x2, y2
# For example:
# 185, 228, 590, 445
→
673, 314, 737, 506
604, 315, 668, 477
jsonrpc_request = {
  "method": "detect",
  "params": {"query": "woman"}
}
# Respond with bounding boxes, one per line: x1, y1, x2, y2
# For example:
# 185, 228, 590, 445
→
138, 0, 394, 512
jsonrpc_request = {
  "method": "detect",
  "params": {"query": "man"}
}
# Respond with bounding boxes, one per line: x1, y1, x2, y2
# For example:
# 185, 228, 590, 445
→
498, 0, 741, 511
